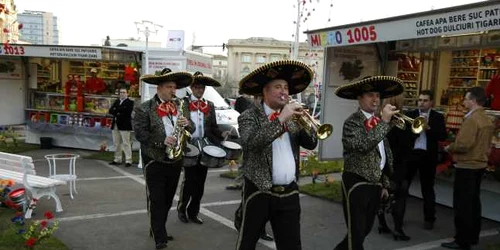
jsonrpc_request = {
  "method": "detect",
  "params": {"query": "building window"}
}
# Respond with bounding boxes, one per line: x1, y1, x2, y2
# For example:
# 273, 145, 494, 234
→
270, 54, 281, 62
256, 54, 267, 64
241, 54, 251, 63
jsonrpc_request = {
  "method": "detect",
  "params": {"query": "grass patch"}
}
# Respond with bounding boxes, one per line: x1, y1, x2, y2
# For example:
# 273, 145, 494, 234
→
0, 207, 68, 250
0, 142, 39, 154
219, 170, 239, 179
300, 157, 343, 177
84, 151, 140, 164
299, 181, 343, 202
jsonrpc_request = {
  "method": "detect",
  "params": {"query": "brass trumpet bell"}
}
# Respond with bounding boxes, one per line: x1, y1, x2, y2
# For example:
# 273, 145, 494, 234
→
392, 113, 427, 134
294, 111, 333, 140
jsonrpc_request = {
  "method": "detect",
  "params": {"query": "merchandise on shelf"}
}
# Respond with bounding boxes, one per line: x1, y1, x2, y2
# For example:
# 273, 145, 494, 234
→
396, 53, 421, 106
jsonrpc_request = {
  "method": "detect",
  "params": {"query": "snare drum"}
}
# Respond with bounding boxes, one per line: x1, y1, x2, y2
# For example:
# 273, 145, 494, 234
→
200, 146, 227, 168
221, 141, 242, 160
183, 143, 200, 167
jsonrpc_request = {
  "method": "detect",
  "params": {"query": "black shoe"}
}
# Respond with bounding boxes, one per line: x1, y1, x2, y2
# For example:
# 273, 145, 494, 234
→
441, 241, 470, 250
189, 216, 203, 224
166, 235, 174, 241
424, 221, 434, 230
178, 212, 188, 223
125, 163, 132, 167
392, 229, 410, 241
109, 161, 120, 165
378, 225, 392, 234
259, 231, 274, 241
155, 242, 168, 249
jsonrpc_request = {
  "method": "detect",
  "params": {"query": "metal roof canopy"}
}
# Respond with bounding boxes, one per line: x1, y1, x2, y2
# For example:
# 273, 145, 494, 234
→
304, 1, 500, 48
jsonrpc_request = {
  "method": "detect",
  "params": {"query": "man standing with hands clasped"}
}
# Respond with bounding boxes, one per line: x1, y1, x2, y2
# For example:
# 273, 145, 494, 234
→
109, 85, 134, 167
442, 87, 494, 250
333, 76, 404, 250
134, 68, 195, 250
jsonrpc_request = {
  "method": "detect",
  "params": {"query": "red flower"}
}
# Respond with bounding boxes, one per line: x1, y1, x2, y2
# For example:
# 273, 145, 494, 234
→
44, 211, 54, 220
25, 238, 37, 248
40, 220, 48, 228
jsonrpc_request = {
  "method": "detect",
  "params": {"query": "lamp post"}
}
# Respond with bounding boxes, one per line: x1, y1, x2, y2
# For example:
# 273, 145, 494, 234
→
293, 0, 302, 103
134, 20, 163, 169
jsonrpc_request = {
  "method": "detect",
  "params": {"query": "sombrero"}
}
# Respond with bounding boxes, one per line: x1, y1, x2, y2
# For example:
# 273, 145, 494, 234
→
335, 76, 404, 100
192, 71, 221, 87
140, 68, 193, 88
239, 60, 314, 95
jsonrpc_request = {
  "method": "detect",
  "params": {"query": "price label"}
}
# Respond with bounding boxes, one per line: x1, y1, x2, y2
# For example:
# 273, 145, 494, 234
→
346, 25, 378, 44
2, 45, 25, 55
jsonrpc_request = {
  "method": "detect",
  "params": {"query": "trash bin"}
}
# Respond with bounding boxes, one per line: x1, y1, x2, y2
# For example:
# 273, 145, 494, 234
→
40, 137, 52, 149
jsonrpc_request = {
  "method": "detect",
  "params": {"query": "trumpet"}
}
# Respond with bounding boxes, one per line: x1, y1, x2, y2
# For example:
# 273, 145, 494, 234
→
287, 98, 333, 140
392, 113, 428, 134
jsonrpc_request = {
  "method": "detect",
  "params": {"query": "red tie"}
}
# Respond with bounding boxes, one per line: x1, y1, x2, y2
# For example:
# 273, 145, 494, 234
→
364, 116, 380, 131
189, 100, 210, 114
157, 102, 177, 117
269, 111, 280, 121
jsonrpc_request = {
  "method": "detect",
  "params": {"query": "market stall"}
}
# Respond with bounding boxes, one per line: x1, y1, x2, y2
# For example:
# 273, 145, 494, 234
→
305, 1, 500, 161
0, 44, 142, 150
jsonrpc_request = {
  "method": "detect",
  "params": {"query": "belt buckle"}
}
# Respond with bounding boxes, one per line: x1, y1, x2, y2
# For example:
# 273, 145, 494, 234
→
272, 186, 285, 193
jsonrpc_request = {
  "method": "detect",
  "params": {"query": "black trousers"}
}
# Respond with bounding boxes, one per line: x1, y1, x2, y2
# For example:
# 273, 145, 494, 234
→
389, 163, 411, 230
454, 168, 484, 247
236, 178, 301, 250
405, 149, 436, 223
178, 164, 208, 217
143, 154, 182, 245
334, 172, 381, 250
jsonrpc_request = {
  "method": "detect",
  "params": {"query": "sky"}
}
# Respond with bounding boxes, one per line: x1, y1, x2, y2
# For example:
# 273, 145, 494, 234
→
15, 0, 486, 55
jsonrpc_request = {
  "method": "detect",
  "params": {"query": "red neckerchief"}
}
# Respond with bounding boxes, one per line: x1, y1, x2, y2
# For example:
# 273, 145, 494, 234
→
269, 111, 288, 132
157, 101, 177, 117
189, 100, 210, 115
364, 116, 380, 131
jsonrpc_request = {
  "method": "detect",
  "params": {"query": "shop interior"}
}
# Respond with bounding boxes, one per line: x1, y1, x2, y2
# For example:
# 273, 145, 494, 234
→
26, 50, 140, 130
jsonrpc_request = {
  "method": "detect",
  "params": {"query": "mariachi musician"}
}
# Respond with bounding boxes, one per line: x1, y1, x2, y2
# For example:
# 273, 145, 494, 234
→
177, 71, 228, 224
133, 68, 195, 250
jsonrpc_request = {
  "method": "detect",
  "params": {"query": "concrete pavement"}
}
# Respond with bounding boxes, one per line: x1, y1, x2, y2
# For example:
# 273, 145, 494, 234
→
14, 148, 500, 250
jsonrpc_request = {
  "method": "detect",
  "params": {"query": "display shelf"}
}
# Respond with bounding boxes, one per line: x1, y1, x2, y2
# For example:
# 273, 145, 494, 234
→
68, 61, 125, 83
397, 53, 421, 106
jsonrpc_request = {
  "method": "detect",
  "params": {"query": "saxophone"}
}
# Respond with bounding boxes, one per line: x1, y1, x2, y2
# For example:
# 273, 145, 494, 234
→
166, 98, 192, 160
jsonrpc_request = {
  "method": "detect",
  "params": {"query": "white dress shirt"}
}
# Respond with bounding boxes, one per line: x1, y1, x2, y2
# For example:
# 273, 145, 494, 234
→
361, 110, 386, 170
263, 104, 296, 185
414, 110, 429, 150
158, 97, 177, 137
190, 96, 205, 139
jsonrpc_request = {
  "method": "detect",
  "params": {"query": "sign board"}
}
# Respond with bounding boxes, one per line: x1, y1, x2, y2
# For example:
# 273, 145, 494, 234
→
166, 30, 185, 50
0, 45, 102, 59
308, 3, 500, 48
147, 59, 183, 75
186, 52, 212, 75
319, 45, 380, 160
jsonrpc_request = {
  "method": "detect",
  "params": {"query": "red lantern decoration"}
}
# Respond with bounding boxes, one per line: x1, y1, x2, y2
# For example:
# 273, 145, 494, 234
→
3, 28, 9, 34
18, 23, 23, 30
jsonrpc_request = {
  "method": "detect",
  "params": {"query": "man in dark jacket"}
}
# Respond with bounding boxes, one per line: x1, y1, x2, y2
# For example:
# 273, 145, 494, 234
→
109, 87, 134, 167
405, 90, 447, 230
234, 89, 252, 114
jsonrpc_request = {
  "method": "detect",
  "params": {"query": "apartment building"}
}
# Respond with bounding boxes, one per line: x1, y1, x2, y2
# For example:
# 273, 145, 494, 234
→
17, 10, 59, 45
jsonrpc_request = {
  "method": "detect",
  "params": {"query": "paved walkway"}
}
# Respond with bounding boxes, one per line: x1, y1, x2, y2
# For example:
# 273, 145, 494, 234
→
12, 149, 500, 250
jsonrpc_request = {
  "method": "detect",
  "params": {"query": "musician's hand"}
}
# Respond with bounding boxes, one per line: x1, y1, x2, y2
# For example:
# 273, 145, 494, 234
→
165, 136, 176, 147
177, 117, 189, 127
222, 131, 230, 138
278, 102, 303, 123
381, 188, 389, 199
381, 104, 399, 123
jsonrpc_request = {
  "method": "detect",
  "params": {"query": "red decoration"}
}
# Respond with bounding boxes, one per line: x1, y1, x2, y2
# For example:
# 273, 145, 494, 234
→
44, 211, 54, 220
157, 102, 177, 117
3, 28, 9, 34
18, 23, 23, 30
189, 100, 210, 114
25, 238, 37, 248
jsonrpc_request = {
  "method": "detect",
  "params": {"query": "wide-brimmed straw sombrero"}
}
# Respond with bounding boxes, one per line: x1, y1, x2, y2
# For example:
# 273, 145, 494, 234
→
335, 76, 404, 100
239, 60, 314, 95
140, 68, 193, 88
192, 71, 221, 87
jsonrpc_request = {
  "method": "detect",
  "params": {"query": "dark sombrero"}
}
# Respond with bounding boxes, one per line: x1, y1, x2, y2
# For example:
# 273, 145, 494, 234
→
140, 68, 193, 89
335, 76, 404, 100
239, 60, 314, 95
192, 71, 221, 87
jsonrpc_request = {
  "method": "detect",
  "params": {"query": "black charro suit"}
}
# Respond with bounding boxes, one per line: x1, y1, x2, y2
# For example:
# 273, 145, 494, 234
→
178, 96, 223, 220
405, 109, 447, 225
